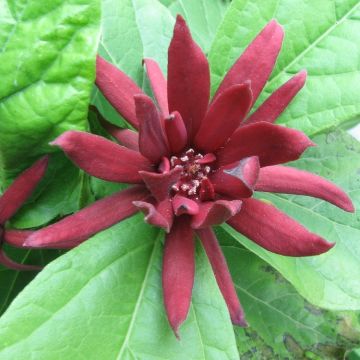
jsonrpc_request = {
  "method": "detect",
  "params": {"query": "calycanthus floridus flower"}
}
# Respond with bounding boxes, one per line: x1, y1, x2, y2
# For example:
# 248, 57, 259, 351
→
0, 156, 48, 270
23, 16, 354, 337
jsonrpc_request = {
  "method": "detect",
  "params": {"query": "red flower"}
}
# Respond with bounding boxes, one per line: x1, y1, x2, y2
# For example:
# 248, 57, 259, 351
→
0, 156, 48, 271
24, 17, 354, 336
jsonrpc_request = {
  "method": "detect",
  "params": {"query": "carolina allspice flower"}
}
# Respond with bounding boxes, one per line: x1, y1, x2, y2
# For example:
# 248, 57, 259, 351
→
0, 156, 48, 271
24, 16, 354, 337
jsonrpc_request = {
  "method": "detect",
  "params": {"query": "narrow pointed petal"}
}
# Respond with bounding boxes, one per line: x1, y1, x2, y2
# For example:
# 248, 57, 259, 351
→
197, 228, 247, 326
140, 167, 182, 201
245, 70, 307, 125
164, 112, 188, 154
199, 178, 215, 201
24, 186, 148, 249
168, 15, 210, 141
172, 194, 199, 216
143, 58, 169, 116
0, 156, 48, 224
0, 249, 41, 271
91, 105, 140, 151
51, 131, 152, 183
214, 20, 284, 107
163, 216, 195, 337
228, 198, 334, 256
191, 200, 242, 229
3, 230, 33, 248
96, 56, 143, 128
256, 165, 355, 212
195, 83, 252, 153
210, 157, 260, 198
217, 122, 314, 167
197, 153, 216, 165
135, 94, 169, 163
133, 199, 173, 232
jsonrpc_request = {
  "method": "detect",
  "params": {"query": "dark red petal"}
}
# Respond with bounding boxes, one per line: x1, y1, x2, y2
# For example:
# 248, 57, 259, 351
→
196, 227, 247, 326
191, 200, 241, 229
143, 58, 169, 117
199, 178, 215, 201
163, 216, 195, 337
0, 248, 41, 271
24, 186, 148, 249
197, 153, 216, 165
96, 56, 143, 128
91, 105, 140, 151
167, 15, 210, 141
172, 194, 199, 216
256, 165, 355, 212
133, 199, 173, 232
245, 70, 307, 125
217, 122, 314, 167
213, 20, 284, 107
140, 167, 182, 201
158, 157, 171, 173
135, 94, 169, 163
227, 198, 334, 256
0, 156, 48, 224
164, 112, 188, 154
195, 83, 252, 153
3, 230, 33, 248
51, 131, 152, 183
210, 157, 260, 198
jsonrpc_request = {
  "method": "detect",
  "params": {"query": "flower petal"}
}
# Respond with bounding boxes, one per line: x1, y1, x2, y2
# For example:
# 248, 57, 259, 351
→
191, 200, 242, 229
3, 230, 33, 248
133, 199, 173, 232
140, 167, 182, 201
256, 165, 355, 212
24, 186, 148, 249
213, 20, 284, 107
210, 156, 260, 198
227, 198, 334, 256
135, 94, 169, 163
199, 178, 215, 201
244, 70, 307, 125
195, 83, 252, 153
0, 248, 42, 271
217, 122, 314, 167
96, 56, 143, 128
196, 227, 247, 326
163, 216, 195, 337
167, 15, 210, 141
91, 105, 140, 151
0, 156, 48, 224
164, 111, 188, 154
143, 58, 169, 117
172, 194, 199, 216
51, 131, 152, 183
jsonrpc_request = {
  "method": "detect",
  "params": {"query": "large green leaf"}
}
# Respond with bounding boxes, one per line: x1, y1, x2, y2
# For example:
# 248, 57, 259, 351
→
0, 0, 101, 176
166, 0, 231, 53
209, 0, 360, 136
217, 229, 360, 359
92, 0, 175, 128
223, 131, 360, 310
0, 214, 239, 359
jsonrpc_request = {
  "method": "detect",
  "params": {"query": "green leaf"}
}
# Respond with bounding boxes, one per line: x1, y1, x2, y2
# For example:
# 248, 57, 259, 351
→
92, 0, 175, 128
209, 0, 360, 136
0, 247, 62, 316
222, 131, 360, 310
167, 0, 231, 53
9, 153, 89, 228
217, 229, 360, 359
0, 214, 239, 359
0, 0, 101, 176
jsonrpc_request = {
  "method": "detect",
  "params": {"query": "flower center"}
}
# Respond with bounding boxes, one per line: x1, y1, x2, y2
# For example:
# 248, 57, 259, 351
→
170, 148, 214, 199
